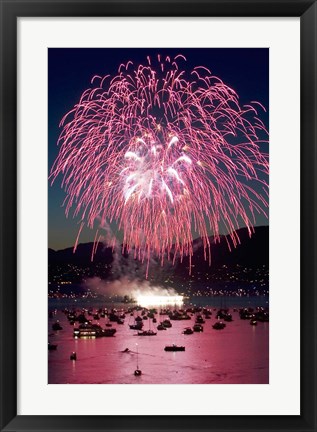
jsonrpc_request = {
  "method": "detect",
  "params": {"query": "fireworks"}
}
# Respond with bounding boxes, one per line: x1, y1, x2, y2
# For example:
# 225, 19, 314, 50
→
50, 54, 269, 277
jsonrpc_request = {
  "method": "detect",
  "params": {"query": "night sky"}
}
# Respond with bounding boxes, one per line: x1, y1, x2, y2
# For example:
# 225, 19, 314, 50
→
48, 48, 269, 251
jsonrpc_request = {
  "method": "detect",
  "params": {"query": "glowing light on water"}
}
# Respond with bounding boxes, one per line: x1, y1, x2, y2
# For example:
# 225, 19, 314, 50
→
137, 295, 183, 308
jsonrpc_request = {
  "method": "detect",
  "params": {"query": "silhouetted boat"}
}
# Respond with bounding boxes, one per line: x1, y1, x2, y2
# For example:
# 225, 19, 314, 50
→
102, 328, 116, 337
193, 324, 204, 332
137, 330, 157, 336
48, 342, 57, 350
183, 327, 194, 335
212, 321, 226, 330
129, 322, 143, 330
70, 352, 77, 360
52, 321, 63, 331
164, 344, 185, 352
157, 324, 167, 330
162, 319, 172, 328
134, 343, 142, 376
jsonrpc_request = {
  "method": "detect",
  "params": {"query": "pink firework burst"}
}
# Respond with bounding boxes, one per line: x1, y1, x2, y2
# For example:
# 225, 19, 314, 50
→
50, 54, 269, 277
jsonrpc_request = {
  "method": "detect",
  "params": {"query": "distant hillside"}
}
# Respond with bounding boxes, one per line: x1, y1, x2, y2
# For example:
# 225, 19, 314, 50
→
48, 226, 268, 269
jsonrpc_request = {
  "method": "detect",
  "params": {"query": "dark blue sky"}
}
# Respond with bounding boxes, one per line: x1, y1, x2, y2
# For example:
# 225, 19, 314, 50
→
48, 48, 269, 251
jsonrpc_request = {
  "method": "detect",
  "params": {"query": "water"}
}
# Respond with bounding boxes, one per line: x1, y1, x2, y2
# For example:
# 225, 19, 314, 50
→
48, 297, 268, 384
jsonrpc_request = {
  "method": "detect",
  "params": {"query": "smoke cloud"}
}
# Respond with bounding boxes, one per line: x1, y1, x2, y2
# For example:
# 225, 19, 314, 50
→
84, 276, 178, 299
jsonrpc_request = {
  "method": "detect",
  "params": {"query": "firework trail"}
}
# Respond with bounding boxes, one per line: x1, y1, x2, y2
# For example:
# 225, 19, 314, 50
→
50, 54, 269, 277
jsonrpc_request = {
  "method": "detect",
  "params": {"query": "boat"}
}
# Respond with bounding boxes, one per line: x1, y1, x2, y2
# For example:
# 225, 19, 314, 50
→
137, 330, 157, 336
164, 344, 185, 352
109, 312, 119, 322
195, 315, 205, 324
162, 319, 172, 328
152, 318, 157, 323
48, 342, 57, 350
183, 327, 194, 335
212, 321, 226, 330
102, 328, 117, 337
193, 324, 204, 332
216, 310, 226, 319
70, 352, 77, 360
129, 322, 144, 330
52, 321, 63, 331
77, 314, 88, 323
157, 324, 167, 330
239, 308, 253, 320
134, 344, 142, 375
73, 323, 98, 338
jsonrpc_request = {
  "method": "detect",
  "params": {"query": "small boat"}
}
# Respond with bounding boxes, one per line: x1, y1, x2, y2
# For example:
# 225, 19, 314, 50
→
134, 344, 142, 375
102, 328, 117, 337
70, 352, 77, 360
152, 318, 157, 323
52, 321, 63, 331
164, 344, 185, 352
195, 315, 205, 324
129, 322, 143, 330
193, 324, 203, 332
216, 310, 226, 319
183, 327, 194, 335
212, 321, 226, 330
157, 324, 167, 330
162, 319, 172, 328
137, 330, 157, 336
73, 324, 97, 338
109, 313, 119, 322
48, 342, 57, 350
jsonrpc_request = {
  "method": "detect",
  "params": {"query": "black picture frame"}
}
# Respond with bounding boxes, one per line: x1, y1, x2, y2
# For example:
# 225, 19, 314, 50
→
0, 1, 316, 431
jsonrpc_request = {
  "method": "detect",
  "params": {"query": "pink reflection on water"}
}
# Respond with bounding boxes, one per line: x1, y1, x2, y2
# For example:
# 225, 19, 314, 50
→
48, 306, 268, 384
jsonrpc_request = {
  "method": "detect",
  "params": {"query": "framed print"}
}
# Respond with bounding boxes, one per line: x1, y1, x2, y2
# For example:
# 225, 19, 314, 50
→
0, 0, 316, 431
